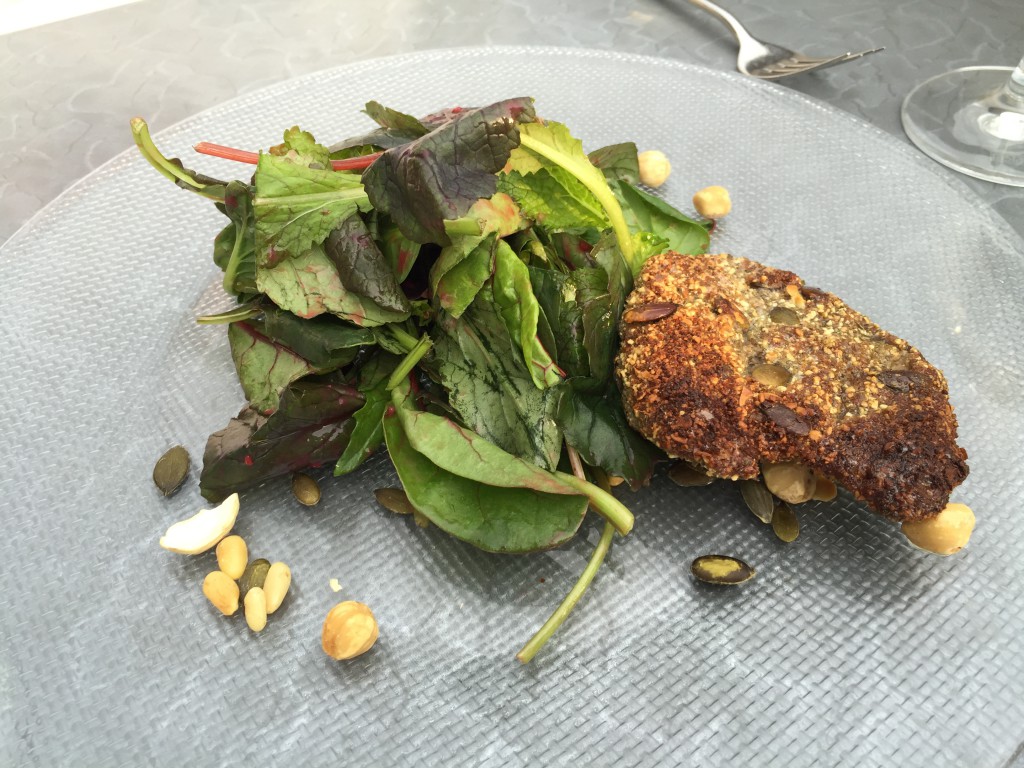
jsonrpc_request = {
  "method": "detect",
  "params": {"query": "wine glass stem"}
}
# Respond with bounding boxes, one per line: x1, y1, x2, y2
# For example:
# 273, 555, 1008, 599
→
1004, 56, 1024, 104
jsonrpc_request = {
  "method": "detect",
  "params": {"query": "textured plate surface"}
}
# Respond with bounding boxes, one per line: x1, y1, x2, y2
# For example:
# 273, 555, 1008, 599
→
2, 47, 1023, 767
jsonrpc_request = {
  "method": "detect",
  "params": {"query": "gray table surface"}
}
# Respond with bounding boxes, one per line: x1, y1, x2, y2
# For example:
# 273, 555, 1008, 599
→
1, 0, 1022, 245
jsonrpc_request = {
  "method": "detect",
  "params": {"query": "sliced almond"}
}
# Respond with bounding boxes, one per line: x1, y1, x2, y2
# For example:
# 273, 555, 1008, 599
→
159, 493, 240, 555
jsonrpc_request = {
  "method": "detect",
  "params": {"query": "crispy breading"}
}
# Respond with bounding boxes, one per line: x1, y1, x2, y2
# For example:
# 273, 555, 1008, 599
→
615, 252, 968, 522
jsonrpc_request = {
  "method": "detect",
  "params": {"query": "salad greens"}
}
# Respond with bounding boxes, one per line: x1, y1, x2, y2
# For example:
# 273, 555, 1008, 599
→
132, 98, 711, 661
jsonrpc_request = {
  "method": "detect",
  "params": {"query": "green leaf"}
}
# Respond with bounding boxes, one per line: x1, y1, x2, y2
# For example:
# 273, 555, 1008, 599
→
492, 240, 563, 389
334, 353, 398, 476
363, 101, 429, 137
376, 219, 421, 282
382, 408, 587, 553
199, 377, 364, 501
508, 121, 634, 268
213, 182, 257, 295
588, 142, 640, 184
394, 393, 581, 496
252, 154, 371, 260
261, 305, 374, 372
362, 97, 535, 245
256, 243, 406, 327
616, 181, 710, 263
432, 288, 563, 470
556, 384, 661, 489
268, 126, 332, 169
433, 235, 496, 318
228, 320, 314, 414
498, 168, 608, 231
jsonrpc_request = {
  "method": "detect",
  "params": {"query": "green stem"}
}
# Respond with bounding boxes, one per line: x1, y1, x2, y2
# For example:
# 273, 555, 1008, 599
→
222, 218, 248, 294
554, 471, 634, 536
443, 217, 484, 238
517, 521, 615, 664
386, 324, 420, 353
518, 133, 635, 270
196, 302, 262, 325
386, 334, 432, 390
129, 118, 223, 201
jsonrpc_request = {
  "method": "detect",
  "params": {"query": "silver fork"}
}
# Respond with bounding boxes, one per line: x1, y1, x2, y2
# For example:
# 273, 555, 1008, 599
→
688, 0, 883, 80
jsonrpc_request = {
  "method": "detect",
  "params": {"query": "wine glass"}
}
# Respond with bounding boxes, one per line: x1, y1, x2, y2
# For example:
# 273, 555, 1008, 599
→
902, 56, 1024, 186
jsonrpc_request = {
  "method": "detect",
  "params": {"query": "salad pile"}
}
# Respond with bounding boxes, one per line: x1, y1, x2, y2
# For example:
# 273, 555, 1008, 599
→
133, 97, 713, 660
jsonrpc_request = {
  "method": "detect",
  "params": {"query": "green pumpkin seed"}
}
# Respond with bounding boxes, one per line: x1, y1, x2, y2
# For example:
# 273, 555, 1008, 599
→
239, 558, 271, 599
771, 501, 800, 542
668, 462, 716, 487
691, 555, 756, 585
374, 488, 415, 516
740, 479, 775, 524
769, 307, 800, 326
291, 473, 321, 506
751, 363, 793, 387
152, 445, 190, 497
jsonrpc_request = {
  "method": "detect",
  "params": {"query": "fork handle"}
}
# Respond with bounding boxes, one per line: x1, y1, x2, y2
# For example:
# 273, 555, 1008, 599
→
687, 0, 760, 48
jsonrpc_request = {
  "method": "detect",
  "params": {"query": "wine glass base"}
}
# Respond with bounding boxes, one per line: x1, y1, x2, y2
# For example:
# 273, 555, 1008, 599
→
902, 66, 1024, 187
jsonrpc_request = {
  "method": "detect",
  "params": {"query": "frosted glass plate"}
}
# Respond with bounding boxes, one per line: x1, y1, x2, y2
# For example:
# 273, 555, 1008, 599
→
3, 47, 1023, 768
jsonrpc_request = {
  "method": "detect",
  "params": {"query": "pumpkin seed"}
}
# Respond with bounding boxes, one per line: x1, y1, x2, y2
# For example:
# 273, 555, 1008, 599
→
291, 473, 321, 506
152, 445, 190, 497
374, 488, 415, 515
623, 302, 677, 324
769, 307, 800, 326
740, 479, 775, 524
751, 363, 793, 387
668, 462, 716, 487
691, 555, 756, 585
771, 501, 800, 542
239, 558, 271, 600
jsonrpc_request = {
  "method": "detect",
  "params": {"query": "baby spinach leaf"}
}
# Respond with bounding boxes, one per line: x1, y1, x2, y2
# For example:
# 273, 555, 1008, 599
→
252, 154, 371, 260
256, 243, 407, 327
433, 235, 496, 318
199, 377, 364, 501
529, 267, 588, 380
556, 384, 661, 489
615, 181, 710, 262
492, 240, 563, 389
382, 409, 586, 553
228, 320, 314, 414
394, 393, 581, 496
363, 101, 429, 137
268, 126, 332, 169
362, 97, 535, 245
334, 353, 398, 476
323, 215, 411, 317
261, 306, 374, 372
588, 142, 640, 184
432, 289, 563, 470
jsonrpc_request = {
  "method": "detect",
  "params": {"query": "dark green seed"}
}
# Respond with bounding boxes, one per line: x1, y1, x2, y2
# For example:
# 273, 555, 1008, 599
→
291, 473, 321, 506
152, 446, 190, 497
740, 479, 775, 524
769, 307, 800, 326
691, 555, 756, 585
374, 488, 415, 516
772, 502, 800, 543
668, 462, 716, 487
239, 558, 271, 599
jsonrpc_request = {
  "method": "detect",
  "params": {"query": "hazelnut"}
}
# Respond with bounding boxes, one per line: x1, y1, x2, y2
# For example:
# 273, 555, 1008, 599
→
322, 601, 379, 660
638, 150, 672, 187
693, 185, 732, 218
902, 502, 975, 556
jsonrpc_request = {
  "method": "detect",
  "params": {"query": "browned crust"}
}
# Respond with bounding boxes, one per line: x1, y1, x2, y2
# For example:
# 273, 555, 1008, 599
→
615, 252, 968, 522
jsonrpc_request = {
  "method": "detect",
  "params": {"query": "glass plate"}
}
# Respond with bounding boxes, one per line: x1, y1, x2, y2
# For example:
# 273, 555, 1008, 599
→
3, 47, 1023, 768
